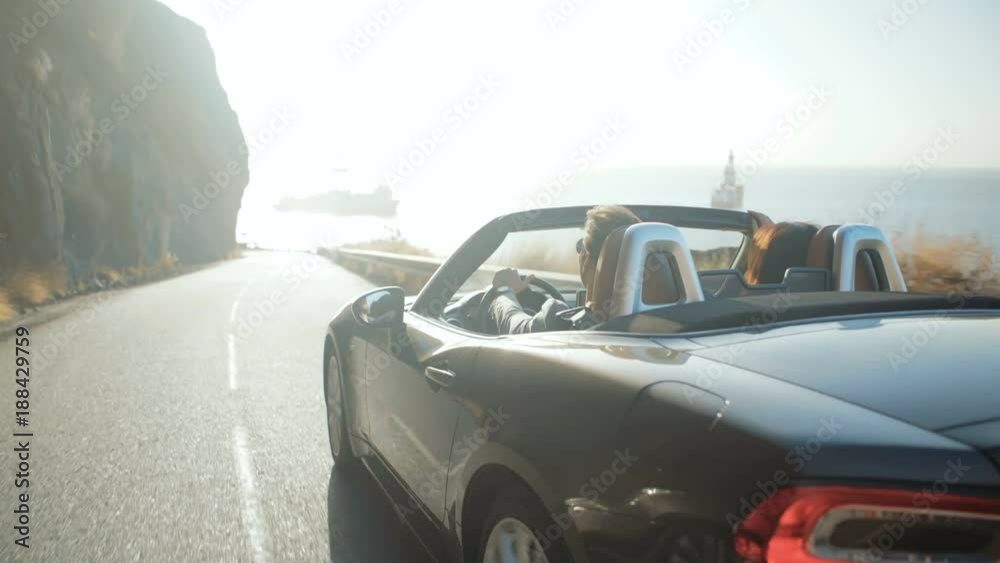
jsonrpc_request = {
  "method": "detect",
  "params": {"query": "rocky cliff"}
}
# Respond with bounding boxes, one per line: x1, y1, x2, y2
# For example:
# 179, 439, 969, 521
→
0, 0, 247, 299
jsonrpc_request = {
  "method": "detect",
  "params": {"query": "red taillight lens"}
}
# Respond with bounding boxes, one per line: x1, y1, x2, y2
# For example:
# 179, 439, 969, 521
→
734, 486, 1000, 563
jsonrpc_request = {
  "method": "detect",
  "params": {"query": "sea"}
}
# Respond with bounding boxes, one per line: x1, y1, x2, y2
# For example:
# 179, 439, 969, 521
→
236, 167, 999, 257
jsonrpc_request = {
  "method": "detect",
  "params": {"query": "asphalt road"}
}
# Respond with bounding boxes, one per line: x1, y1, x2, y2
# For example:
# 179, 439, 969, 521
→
0, 251, 430, 563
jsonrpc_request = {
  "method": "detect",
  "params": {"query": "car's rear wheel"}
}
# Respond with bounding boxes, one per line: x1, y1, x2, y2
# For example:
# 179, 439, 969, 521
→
478, 485, 573, 563
325, 353, 356, 468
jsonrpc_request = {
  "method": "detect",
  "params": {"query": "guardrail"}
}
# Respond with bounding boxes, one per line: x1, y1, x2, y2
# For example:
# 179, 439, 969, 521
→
326, 247, 580, 293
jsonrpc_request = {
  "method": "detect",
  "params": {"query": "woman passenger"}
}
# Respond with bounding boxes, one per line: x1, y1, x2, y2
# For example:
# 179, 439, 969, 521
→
744, 222, 819, 285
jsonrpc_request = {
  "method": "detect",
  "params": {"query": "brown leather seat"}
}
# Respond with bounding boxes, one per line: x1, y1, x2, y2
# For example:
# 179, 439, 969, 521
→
806, 225, 879, 291
589, 226, 628, 323
589, 226, 681, 322
642, 253, 681, 305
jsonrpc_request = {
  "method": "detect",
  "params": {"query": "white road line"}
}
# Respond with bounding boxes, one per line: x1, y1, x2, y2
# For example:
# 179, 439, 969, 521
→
232, 425, 272, 563
230, 280, 253, 324
227, 334, 239, 391
228, 279, 253, 391
227, 276, 271, 562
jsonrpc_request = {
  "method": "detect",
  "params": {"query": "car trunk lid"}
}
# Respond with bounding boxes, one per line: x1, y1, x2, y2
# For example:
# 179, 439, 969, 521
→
687, 314, 1000, 432
940, 419, 1000, 467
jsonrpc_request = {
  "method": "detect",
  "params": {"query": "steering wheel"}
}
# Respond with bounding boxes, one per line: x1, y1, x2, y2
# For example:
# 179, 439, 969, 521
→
479, 275, 565, 334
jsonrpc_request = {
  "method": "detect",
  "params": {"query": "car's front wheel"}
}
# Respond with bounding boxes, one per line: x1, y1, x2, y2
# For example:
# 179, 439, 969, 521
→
325, 353, 356, 469
479, 485, 573, 563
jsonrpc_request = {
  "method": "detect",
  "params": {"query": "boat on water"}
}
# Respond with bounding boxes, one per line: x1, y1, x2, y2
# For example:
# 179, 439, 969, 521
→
275, 184, 399, 217
711, 150, 744, 210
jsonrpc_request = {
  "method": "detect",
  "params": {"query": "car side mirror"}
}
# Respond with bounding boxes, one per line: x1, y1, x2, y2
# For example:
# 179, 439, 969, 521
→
352, 287, 405, 328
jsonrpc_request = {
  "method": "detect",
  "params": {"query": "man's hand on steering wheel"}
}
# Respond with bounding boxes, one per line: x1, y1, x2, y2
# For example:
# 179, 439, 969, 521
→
492, 268, 534, 294
481, 268, 565, 334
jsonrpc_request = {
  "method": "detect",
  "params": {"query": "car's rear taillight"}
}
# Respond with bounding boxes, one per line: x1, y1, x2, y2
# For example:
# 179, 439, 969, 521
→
733, 486, 1000, 563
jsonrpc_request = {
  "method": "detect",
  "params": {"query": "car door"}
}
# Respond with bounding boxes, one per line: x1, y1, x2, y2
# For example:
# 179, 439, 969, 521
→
365, 311, 480, 526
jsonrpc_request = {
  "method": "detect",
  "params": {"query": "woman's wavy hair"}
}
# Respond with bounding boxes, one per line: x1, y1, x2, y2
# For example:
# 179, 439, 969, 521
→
745, 221, 819, 285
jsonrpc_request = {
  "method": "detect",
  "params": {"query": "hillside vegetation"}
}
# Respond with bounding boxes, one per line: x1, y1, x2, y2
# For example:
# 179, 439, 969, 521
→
0, 1, 247, 320
332, 229, 999, 298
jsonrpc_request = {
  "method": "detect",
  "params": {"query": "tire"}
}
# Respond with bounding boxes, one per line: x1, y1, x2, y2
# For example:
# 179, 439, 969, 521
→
478, 484, 574, 563
325, 353, 357, 469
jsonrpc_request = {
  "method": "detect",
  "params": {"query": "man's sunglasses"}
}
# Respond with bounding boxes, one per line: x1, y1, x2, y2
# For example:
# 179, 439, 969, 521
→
576, 238, 585, 255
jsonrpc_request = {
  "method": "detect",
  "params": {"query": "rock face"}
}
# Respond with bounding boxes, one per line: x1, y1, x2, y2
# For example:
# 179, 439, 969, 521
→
0, 0, 248, 284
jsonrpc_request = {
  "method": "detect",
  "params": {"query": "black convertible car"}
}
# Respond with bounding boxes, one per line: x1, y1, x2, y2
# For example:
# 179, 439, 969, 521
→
323, 205, 1000, 563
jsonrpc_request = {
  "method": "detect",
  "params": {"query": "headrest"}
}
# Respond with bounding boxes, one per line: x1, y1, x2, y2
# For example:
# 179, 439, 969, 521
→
806, 224, 879, 291
806, 225, 839, 270
590, 222, 705, 322
831, 224, 907, 292
806, 224, 910, 291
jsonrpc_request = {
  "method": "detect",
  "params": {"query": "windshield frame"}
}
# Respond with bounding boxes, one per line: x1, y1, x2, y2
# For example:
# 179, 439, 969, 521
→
410, 205, 755, 318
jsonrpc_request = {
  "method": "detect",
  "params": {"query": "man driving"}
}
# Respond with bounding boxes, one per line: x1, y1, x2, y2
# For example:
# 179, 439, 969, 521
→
490, 205, 641, 334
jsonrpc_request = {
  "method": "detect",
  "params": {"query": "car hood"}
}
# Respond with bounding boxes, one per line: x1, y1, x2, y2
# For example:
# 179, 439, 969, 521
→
686, 314, 1000, 437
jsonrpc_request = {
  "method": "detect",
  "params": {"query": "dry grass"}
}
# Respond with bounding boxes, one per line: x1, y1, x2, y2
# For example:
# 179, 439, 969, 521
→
41, 264, 70, 299
338, 228, 1000, 298
224, 246, 242, 260
93, 265, 125, 288
345, 238, 432, 257
692, 247, 740, 271
495, 245, 740, 274
93, 254, 181, 287
500, 246, 577, 274
5, 270, 54, 306
894, 228, 999, 296
149, 254, 179, 277
0, 289, 15, 322
333, 231, 433, 293
344, 229, 433, 257
0, 253, 185, 321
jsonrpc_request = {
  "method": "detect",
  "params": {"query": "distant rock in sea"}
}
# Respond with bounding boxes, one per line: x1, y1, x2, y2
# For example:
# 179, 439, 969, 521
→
276, 185, 399, 218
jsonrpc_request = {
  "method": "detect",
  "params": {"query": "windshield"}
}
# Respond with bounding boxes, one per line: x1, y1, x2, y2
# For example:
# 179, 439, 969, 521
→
456, 226, 746, 295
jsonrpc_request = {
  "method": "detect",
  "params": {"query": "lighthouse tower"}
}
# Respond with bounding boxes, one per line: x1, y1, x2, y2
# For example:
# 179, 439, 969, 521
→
711, 150, 745, 210
723, 150, 737, 187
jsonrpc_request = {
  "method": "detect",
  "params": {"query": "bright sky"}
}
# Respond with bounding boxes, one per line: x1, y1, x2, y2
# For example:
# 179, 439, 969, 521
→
157, 0, 999, 211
